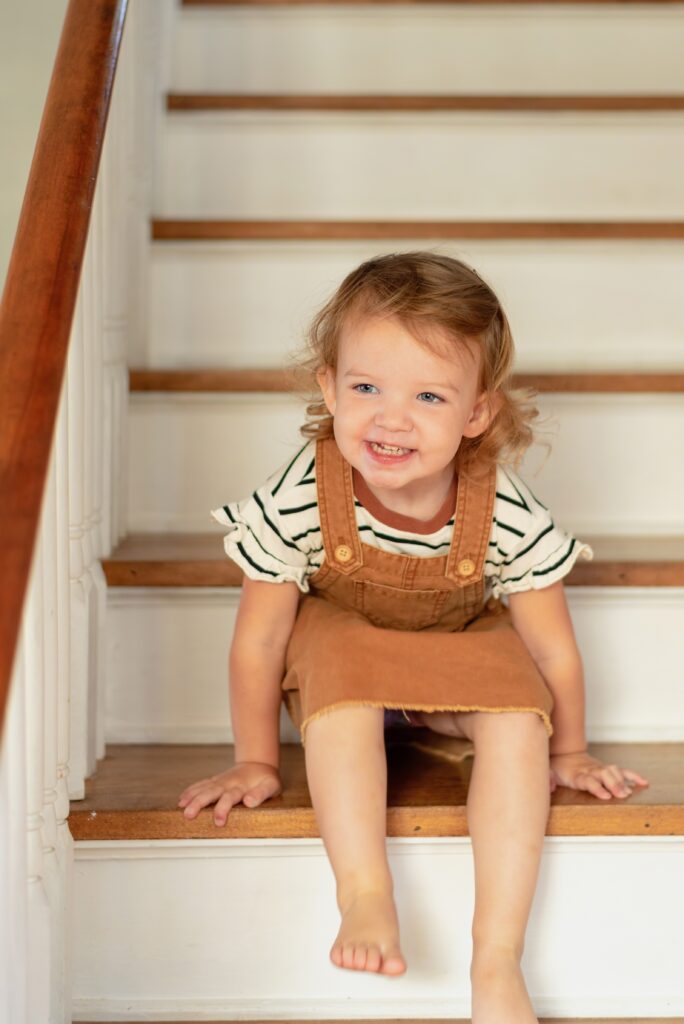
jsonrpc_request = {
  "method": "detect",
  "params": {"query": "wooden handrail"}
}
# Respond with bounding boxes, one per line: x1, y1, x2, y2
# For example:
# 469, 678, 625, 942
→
0, 0, 128, 737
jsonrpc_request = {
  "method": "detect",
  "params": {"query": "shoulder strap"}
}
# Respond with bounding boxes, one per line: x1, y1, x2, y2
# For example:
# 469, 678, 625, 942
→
445, 462, 497, 586
316, 435, 364, 575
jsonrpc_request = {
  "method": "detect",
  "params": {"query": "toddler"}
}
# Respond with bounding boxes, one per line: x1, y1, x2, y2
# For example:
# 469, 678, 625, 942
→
179, 253, 649, 1023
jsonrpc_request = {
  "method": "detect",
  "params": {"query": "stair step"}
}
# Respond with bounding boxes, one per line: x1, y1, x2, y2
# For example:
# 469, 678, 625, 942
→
155, 111, 684, 218
183, 0, 684, 5
152, 219, 684, 241
167, 93, 684, 112
79, 1020, 679, 1023
102, 533, 684, 589
147, 238, 684, 372
69, 741, 683, 840
173, 7, 684, 99
125, 393, 683, 534
128, 367, 684, 394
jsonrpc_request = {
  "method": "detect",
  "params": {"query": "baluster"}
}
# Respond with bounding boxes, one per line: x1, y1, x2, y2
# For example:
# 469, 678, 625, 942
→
0, 650, 29, 1023
67, 282, 96, 796
23, 529, 51, 1022
87, 178, 109, 762
55, 377, 75, 1014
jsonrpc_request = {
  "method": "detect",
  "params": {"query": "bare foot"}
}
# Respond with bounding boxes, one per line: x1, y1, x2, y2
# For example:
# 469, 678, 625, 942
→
330, 888, 407, 975
470, 947, 538, 1024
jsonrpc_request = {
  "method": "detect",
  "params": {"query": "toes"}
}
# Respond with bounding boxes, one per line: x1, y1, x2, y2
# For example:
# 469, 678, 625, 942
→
352, 943, 368, 970
366, 944, 382, 972
380, 948, 407, 976
341, 942, 357, 970
329, 942, 343, 968
332, 938, 405, 975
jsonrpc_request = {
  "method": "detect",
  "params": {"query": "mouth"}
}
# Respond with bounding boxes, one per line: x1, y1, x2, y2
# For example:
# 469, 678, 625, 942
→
365, 440, 415, 462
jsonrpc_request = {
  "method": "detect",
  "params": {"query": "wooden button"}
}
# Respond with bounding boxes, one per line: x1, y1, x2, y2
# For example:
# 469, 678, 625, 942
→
334, 544, 353, 564
457, 558, 476, 577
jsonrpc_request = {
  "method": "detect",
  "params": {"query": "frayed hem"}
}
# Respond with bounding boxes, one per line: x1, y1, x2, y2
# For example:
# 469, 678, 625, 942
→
299, 700, 553, 745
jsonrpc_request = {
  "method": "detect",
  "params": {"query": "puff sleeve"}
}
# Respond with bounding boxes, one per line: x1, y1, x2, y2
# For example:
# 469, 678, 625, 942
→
486, 467, 594, 598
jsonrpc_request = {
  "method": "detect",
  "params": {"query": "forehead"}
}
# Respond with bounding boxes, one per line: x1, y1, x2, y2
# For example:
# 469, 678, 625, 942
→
338, 314, 480, 379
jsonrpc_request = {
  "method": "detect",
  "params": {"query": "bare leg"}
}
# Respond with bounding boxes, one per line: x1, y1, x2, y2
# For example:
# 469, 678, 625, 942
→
422, 709, 550, 1024
304, 705, 407, 975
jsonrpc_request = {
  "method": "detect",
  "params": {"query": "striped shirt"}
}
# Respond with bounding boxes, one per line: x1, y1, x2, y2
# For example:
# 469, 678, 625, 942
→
211, 439, 593, 599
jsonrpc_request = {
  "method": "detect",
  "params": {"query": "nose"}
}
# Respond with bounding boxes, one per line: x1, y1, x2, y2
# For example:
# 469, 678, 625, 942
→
374, 394, 412, 433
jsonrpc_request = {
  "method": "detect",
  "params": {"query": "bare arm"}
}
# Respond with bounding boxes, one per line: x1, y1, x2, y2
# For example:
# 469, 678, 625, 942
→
230, 575, 301, 767
508, 581, 649, 797
507, 580, 586, 755
178, 575, 301, 823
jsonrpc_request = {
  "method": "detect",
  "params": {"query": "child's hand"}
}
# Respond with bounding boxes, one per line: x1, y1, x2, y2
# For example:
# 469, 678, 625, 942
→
549, 751, 649, 801
178, 762, 282, 826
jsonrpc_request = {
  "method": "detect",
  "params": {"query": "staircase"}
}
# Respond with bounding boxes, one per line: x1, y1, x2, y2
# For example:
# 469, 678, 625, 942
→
69, 0, 684, 1020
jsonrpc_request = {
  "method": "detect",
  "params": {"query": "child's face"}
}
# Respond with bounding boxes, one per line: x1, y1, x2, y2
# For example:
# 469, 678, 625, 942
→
317, 314, 496, 510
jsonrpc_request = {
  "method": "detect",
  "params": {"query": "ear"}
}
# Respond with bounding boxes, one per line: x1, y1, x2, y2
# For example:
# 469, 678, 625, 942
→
316, 365, 337, 417
462, 389, 503, 439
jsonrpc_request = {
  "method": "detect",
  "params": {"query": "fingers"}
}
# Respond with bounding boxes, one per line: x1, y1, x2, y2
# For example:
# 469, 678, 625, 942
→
180, 782, 233, 821
576, 764, 650, 801
177, 773, 282, 824
213, 788, 243, 826
243, 780, 281, 807
576, 771, 613, 800
623, 768, 650, 788
177, 777, 212, 807
600, 764, 631, 798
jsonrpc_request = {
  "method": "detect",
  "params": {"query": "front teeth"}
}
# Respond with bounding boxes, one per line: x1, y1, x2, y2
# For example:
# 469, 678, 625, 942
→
370, 441, 411, 455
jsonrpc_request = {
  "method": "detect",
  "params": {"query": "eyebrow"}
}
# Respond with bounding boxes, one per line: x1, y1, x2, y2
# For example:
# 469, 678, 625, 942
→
343, 370, 459, 392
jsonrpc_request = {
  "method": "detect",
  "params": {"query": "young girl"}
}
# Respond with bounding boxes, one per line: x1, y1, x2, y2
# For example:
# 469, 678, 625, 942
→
178, 253, 649, 1023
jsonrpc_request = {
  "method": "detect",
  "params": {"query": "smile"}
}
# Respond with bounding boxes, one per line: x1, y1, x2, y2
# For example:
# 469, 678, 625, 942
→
370, 441, 412, 455
365, 440, 415, 462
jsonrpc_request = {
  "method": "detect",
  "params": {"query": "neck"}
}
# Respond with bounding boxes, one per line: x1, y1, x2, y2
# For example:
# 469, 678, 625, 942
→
352, 465, 457, 533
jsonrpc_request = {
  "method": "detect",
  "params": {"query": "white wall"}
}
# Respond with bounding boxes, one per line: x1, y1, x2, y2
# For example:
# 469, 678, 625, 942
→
0, 0, 69, 289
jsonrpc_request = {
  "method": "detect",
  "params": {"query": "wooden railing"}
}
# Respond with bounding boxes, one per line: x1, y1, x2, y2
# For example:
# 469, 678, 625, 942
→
0, 0, 128, 738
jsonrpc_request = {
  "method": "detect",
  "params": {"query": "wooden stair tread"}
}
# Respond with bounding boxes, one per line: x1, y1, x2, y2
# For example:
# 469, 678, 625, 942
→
78, 1020, 680, 1024
79, 1020, 676, 1024
152, 219, 684, 240
129, 367, 684, 394
102, 533, 684, 588
167, 93, 684, 112
69, 741, 684, 840
184, 0, 684, 6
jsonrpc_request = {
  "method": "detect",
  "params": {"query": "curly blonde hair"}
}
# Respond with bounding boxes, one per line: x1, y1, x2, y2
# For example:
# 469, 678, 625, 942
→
289, 251, 549, 479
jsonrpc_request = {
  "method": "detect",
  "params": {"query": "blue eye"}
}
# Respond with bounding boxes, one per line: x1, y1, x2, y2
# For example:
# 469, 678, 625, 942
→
418, 392, 443, 404
352, 383, 378, 394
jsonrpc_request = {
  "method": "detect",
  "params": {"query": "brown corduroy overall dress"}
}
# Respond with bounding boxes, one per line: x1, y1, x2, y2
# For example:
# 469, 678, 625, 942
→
282, 435, 554, 746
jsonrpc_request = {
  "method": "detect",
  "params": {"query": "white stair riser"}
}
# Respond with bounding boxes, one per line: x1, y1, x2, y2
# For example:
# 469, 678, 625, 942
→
155, 113, 684, 219
145, 240, 684, 372
126, 393, 684, 535
72, 837, 684, 1020
105, 587, 684, 744
173, 8, 684, 94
